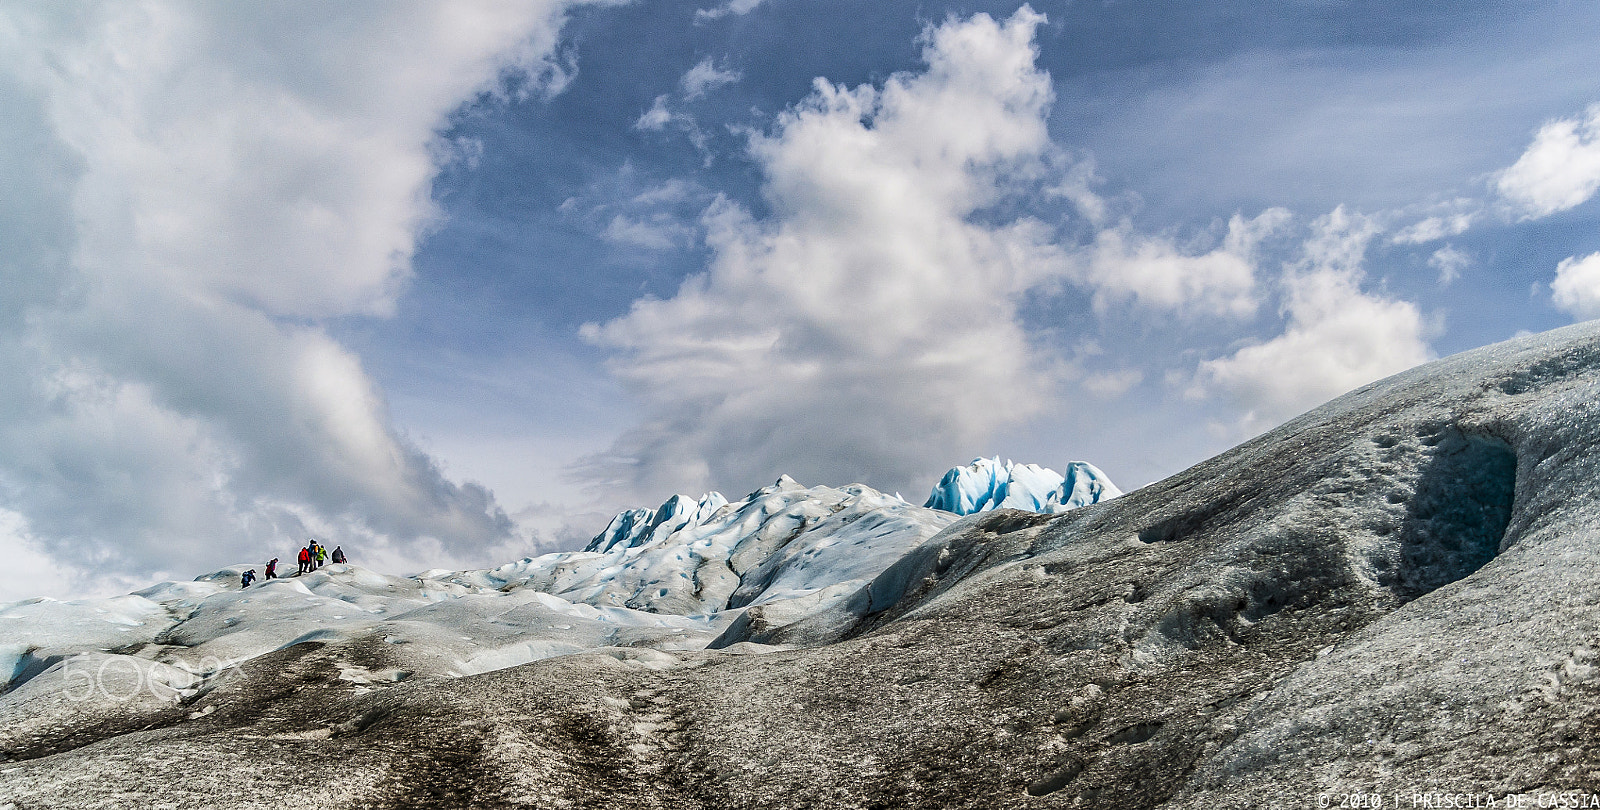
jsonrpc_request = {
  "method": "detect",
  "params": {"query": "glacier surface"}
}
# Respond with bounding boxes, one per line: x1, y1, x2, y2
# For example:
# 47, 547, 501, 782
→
8, 325, 1600, 806
0, 454, 1123, 800
0, 471, 997, 697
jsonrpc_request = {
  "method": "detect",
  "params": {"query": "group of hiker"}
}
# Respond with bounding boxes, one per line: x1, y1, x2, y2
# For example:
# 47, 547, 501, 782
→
297, 540, 346, 574
240, 541, 347, 587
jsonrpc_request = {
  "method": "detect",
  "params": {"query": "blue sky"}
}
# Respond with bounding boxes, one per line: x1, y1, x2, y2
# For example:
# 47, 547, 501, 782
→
3, 1, 1600, 600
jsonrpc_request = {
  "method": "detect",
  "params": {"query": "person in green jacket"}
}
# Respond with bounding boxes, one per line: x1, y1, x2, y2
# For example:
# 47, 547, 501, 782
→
314, 543, 327, 569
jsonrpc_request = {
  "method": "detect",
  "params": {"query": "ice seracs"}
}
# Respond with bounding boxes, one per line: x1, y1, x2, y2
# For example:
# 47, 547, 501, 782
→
923, 457, 1121, 515
0, 458, 1105, 732
585, 491, 731, 554
0, 473, 966, 694
432, 475, 956, 621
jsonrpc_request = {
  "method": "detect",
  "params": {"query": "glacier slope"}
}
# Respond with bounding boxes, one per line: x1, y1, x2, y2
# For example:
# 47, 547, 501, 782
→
0, 476, 971, 767
0, 459, 1098, 707
10, 325, 1600, 807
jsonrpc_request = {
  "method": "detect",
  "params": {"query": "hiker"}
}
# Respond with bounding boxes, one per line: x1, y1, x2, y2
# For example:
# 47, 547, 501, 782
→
314, 542, 328, 569
330, 546, 346, 565
297, 545, 311, 575
241, 569, 256, 588
265, 558, 278, 579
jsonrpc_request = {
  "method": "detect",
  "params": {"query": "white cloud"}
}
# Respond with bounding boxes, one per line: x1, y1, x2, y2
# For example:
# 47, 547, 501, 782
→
0, 2, 586, 596
681, 57, 740, 100
632, 94, 711, 159
1197, 207, 1434, 433
695, 0, 766, 22
1047, 157, 1114, 226
1082, 369, 1143, 399
433, 135, 487, 172
1076, 209, 1291, 317
582, 7, 1063, 498
1392, 212, 1476, 244
634, 94, 673, 131
1497, 103, 1600, 218
631, 179, 696, 206
558, 168, 710, 251
0, 509, 81, 604
1551, 252, 1600, 320
1429, 245, 1470, 285
603, 214, 689, 250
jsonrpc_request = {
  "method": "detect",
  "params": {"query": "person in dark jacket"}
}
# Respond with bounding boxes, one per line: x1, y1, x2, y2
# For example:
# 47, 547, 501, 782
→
241, 569, 256, 588
331, 546, 346, 565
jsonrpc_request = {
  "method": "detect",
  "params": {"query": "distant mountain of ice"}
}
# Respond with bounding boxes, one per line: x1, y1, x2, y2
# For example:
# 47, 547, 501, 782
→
923, 456, 1121, 515
439, 475, 956, 620
0, 473, 969, 698
584, 491, 730, 555
0, 457, 1115, 751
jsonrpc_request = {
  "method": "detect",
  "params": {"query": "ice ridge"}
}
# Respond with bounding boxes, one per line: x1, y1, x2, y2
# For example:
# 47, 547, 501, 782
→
923, 457, 1121, 515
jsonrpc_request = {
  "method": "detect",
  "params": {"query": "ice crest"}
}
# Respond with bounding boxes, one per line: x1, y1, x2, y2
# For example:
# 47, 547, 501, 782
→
923, 457, 1121, 515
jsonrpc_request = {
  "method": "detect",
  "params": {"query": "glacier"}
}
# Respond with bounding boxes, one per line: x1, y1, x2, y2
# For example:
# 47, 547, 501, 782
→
0, 471, 977, 697
36, 318, 1600, 810
0, 458, 1118, 775
426, 475, 958, 620
924, 456, 1121, 514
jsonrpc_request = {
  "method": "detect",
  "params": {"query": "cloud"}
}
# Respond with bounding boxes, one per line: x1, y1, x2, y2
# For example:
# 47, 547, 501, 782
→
1075, 209, 1291, 317
1551, 252, 1600, 320
582, 7, 1062, 499
1196, 207, 1434, 433
558, 170, 711, 253
1392, 211, 1476, 244
634, 94, 673, 131
1082, 369, 1143, 399
1046, 157, 1116, 226
695, 0, 765, 22
632, 94, 711, 159
1429, 245, 1471, 285
1497, 104, 1600, 219
0, 2, 586, 597
630, 179, 696, 206
0, 509, 83, 603
681, 57, 740, 100
603, 214, 690, 250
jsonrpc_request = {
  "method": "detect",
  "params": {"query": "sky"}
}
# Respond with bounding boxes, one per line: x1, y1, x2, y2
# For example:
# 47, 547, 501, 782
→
3, 1, 1600, 602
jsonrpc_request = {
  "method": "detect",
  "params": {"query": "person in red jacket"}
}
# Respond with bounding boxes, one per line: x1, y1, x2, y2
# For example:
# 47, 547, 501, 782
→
265, 558, 278, 579
297, 545, 311, 575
